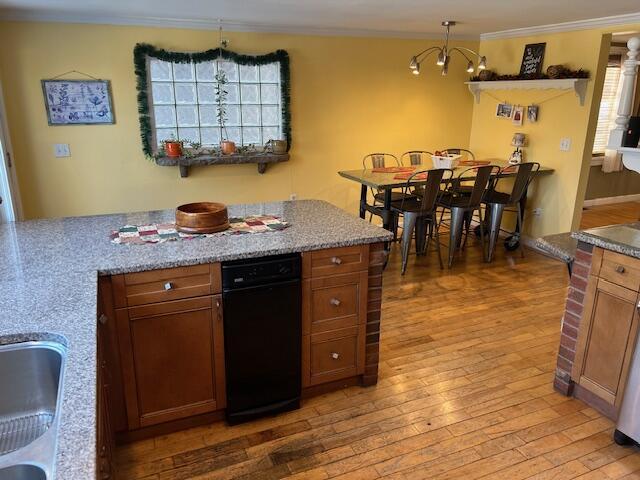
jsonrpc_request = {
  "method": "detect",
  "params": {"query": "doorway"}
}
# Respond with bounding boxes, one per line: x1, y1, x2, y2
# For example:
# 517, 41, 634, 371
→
0, 79, 19, 223
579, 32, 640, 230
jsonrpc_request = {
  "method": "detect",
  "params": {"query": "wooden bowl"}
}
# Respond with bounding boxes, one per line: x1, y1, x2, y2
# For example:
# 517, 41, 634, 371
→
175, 202, 230, 234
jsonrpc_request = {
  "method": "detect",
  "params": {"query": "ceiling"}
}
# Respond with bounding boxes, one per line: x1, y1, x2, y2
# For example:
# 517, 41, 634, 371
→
1, 0, 640, 38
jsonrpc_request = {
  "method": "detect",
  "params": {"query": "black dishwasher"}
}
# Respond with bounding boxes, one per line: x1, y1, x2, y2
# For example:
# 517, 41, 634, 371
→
221, 253, 302, 425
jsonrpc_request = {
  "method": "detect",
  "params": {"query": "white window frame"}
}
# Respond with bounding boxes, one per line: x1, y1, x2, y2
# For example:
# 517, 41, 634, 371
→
0, 80, 21, 222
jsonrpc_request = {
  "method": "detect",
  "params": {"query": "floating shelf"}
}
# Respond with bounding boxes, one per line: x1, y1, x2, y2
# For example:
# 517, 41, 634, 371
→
464, 78, 589, 105
155, 152, 290, 178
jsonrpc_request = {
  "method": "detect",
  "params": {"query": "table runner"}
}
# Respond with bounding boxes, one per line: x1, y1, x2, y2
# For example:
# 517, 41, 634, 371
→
111, 215, 289, 245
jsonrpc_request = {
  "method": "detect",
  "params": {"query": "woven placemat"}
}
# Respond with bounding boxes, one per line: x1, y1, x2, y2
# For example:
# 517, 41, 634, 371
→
111, 215, 289, 245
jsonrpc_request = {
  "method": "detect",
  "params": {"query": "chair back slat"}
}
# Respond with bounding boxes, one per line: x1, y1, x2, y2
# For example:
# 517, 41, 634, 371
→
400, 150, 433, 167
442, 148, 476, 161
363, 153, 399, 169
462, 165, 501, 207
507, 162, 541, 203
403, 168, 453, 213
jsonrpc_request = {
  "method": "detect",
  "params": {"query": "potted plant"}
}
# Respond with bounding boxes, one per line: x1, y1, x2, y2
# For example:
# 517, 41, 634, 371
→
215, 69, 236, 155
163, 135, 183, 158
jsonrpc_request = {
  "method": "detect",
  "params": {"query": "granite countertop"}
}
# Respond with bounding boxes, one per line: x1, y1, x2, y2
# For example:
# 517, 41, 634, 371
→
535, 232, 577, 264
0, 200, 392, 479
572, 222, 640, 259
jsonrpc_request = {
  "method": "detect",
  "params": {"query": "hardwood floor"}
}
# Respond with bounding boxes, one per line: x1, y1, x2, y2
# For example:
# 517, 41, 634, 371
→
115, 240, 640, 480
580, 202, 640, 230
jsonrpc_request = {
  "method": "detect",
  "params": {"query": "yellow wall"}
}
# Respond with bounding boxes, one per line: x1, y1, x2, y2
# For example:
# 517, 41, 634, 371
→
0, 22, 477, 219
471, 25, 640, 238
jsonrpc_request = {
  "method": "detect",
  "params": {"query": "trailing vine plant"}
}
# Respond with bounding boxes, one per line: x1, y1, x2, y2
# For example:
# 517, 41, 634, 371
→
133, 43, 291, 158
214, 69, 229, 141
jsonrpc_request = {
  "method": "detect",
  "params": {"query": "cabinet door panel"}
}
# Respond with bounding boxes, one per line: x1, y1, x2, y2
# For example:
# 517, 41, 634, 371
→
117, 295, 225, 429
574, 278, 639, 407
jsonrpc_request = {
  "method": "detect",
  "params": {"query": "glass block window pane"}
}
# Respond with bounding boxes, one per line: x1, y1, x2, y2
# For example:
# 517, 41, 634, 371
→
263, 127, 280, 142
199, 105, 217, 126
197, 84, 216, 104
241, 105, 260, 126
150, 60, 172, 81
149, 57, 283, 148
243, 127, 261, 144
196, 61, 216, 81
176, 105, 198, 127
201, 127, 221, 145
218, 61, 239, 82
262, 105, 280, 126
174, 83, 197, 104
173, 63, 195, 82
154, 106, 176, 127
260, 84, 279, 104
240, 84, 259, 104
178, 127, 200, 143
152, 83, 174, 104
239, 65, 259, 82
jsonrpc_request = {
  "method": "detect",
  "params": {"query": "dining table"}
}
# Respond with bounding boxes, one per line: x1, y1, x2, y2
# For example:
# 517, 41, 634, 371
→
338, 159, 554, 254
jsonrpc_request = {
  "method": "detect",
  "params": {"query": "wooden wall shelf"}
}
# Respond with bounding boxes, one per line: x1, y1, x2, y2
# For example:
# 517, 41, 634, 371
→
465, 78, 589, 105
155, 152, 290, 178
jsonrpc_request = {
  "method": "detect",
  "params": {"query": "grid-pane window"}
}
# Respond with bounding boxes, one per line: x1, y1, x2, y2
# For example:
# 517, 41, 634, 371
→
149, 58, 282, 148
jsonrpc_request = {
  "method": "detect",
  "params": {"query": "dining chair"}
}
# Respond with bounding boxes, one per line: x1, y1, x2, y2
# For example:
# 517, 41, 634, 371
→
400, 151, 433, 167
362, 153, 412, 239
441, 148, 476, 161
438, 165, 501, 268
482, 162, 541, 262
391, 168, 453, 274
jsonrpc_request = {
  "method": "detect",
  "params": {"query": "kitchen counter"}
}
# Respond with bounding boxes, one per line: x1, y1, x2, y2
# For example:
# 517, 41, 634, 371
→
572, 222, 640, 259
0, 200, 392, 479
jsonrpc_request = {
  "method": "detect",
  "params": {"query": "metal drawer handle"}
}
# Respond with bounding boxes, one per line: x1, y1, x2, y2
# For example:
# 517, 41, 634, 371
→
330, 298, 341, 306
331, 256, 343, 265
616, 265, 626, 274
331, 352, 340, 360
98, 314, 108, 325
164, 281, 174, 291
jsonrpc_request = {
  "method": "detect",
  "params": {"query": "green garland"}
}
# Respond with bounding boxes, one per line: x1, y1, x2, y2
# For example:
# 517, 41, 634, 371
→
133, 43, 291, 157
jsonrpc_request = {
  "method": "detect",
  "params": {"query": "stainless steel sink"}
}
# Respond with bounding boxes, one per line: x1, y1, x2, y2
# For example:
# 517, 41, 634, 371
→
0, 342, 66, 479
0, 465, 47, 480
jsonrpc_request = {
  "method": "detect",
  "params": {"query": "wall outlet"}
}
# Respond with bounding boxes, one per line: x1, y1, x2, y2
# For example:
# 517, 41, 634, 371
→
559, 138, 571, 152
532, 207, 543, 216
289, 193, 297, 201
54, 144, 71, 157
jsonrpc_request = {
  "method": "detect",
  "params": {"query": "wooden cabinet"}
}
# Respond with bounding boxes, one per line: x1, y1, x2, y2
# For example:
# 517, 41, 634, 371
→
573, 250, 640, 412
302, 245, 369, 387
115, 294, 226, 429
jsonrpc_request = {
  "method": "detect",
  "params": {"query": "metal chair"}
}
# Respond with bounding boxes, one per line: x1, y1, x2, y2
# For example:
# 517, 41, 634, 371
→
400, 151, 433, 167
438, 165, 500, 268
441, 148, 476, 161
391, 168, 453, 274
482, 162, 541, 262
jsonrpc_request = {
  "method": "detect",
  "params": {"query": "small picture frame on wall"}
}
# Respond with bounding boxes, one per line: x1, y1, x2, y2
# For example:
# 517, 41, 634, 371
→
512, 106, 524, 126
496, 102, 513, 119
527, 105, 539, 123
41, 79, 115, 125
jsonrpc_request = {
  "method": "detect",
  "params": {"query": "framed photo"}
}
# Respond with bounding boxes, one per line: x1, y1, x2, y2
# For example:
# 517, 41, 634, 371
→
512, 106, 524, 126
496, 102, 513, 119
41, 79, 115, 125
527, 105, 539, 123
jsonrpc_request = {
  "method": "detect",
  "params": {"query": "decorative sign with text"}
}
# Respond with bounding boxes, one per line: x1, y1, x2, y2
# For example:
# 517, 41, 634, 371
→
519, 43, 546, 78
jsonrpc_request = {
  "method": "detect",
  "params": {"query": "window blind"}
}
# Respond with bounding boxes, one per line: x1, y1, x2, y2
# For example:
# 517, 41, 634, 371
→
593, 56, 623, 154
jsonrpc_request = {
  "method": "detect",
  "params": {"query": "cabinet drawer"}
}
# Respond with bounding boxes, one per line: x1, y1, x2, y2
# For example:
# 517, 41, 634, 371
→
308, 245, 369, 278
304, 271, 368, 334
599, 250, 640, 291
306, 326, 365, 386
112, 264, 222, 308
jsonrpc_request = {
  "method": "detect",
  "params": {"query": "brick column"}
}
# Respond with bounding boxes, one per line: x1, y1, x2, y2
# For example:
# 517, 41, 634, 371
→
363, 242, 386, 386
554, 241, 594, 395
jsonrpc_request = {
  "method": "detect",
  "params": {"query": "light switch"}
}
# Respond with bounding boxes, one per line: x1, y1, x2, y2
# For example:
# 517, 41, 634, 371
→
559, 138, 571, 152
54, 144, 71, 157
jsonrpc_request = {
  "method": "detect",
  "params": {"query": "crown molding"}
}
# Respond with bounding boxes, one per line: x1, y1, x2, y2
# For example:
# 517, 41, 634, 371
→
481, 12, 640, 40
0, 10, 480, 41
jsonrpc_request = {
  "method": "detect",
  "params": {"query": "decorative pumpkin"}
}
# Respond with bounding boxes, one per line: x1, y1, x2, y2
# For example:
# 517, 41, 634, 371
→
478, 69, 496, 81
547, 65, 568, 79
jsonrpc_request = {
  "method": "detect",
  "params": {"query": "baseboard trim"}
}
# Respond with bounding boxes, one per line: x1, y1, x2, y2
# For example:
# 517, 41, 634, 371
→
583, 193, 640, 207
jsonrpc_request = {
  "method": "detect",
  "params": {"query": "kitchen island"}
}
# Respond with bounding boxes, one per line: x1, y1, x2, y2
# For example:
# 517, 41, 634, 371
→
554, 223, 640, 422
0, 200, 392, 479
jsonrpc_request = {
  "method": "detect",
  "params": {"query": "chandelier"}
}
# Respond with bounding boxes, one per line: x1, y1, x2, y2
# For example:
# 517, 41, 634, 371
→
409, 21, 486, 76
